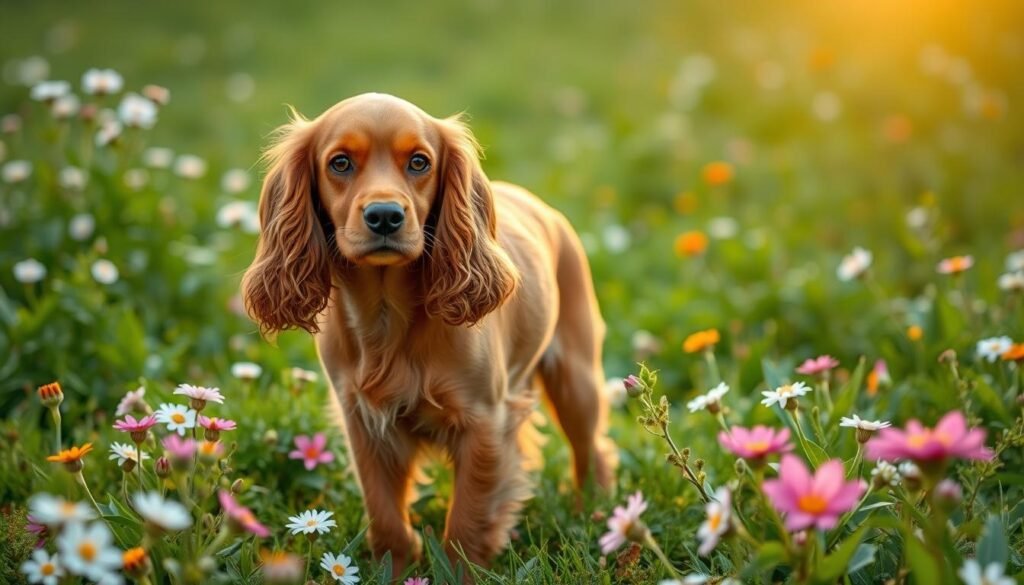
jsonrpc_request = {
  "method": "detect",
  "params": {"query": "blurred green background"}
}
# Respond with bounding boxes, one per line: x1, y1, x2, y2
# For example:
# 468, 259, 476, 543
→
2, 0, 1023, 413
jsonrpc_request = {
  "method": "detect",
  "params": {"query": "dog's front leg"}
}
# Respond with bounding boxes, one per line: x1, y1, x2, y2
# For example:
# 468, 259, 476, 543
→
345, 410, 422, 576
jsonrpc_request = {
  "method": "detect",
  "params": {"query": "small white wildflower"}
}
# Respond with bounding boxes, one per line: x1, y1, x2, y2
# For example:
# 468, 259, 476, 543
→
998, 272, 1024, 293
760, 381, 810, 409
30, 80, 70, 102
95, 120, 122, 147
56, 521, 122, 581
91, 259, 119, 285
13, 258, 46, 283
117, 93, 158, 129
687, 382, 729, 413
221, 168, 251, 193
143, 147, 174, 169
132, 492, 192, 532
3, 160, 32, 183
174, 154, 207, 179
958, 559, 1014, 585
837, 247, 872, 281
839, 414, 891, 431
976, 336, 1013, 363
154, 403, 197, 436
20, 549, 64, 585
231, 362, 262, 380
320, 552, 359, 584
286, 509, 337, 536
870, 461, 900, 488
51, 93, 80, 119
58, 166, 86, 190
604, 377, 627, 408
123, 168, 149, 191
81, 69, 124, 96
1006, 250, 1024, 272
108, 443, 150, 467
69, 213, 95, 241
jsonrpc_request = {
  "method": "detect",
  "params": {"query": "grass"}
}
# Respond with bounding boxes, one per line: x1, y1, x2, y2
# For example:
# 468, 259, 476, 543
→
2, 0, 1023, 583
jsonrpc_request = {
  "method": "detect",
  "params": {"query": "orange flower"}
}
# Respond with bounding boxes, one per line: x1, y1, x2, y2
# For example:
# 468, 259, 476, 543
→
1002, 343, 1024, 362
683, 329, 720, 353
906, 325, 923, 341
37, 381, 64, 407
866, 370, 879, 397
123, 547, 150, 576
936, 255, 974, 275
701, 161, 734, 187
675, 231, 709, 258
47, 443, 93, 471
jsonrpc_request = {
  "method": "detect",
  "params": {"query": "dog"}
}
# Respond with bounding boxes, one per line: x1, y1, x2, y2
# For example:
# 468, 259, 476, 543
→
242, 93, 617, 573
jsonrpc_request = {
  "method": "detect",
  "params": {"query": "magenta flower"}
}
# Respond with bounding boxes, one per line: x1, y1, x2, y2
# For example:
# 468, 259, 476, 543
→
598, 491, 648, 554
198, 415, 237, 431
718, 426, 794, 460
162, 435, 197, 460
404, 578, 430, 585
865, 411, 993, 463
796, 355, 839, 376
218, 490, 270, 537
289, 433, 334, 471
113, 414, 157, 433
762, 455, 866, 531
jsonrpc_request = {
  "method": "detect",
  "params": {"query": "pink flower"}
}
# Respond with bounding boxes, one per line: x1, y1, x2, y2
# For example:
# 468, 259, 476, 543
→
865, 411, 993, 463
718, 426, 794, 460
289, 433, 334, 471
162, 435, 196, 460
796, 355, 839, 376
198, 416, 237, 431
936, 255, 974, 275
598, 491, 648, 554
26, 515, 47, 548
404, 578, 430, 585
113, 414, 157, 433
762, 455, 866, 531
218, 490, 269, 537
115, 386, 150, 416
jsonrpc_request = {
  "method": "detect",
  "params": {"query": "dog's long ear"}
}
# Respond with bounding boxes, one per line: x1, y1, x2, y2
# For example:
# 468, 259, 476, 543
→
242, 111, 332, 336
424, 116, 519, 326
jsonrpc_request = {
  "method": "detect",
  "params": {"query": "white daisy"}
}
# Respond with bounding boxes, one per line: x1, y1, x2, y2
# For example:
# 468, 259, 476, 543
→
69, 213, 95, 241
1007, 250, 1024, 272
3, 160, 32, 183
51, 94, 80, 119
839, 414, 892, 431
20, 549, 64, 585
28, 494, 96, 526
231, 361, 263, 380
221, 168, 251, 193
697, 487, 731, 556
976, 336, 1013, 363
143, 147, 174, 169
898, 461, 921, 482
117, 93, 157, 129
216, 200, 260, 233
174, 154, 207, 179
13, 258, 46, 283
173, 384, 225, 404
30, 80, 70, 102
154, 403, 198, 436
81, 68, 124, 96
687, 382, 729, 413
286, 509, 337, 536
604, 377, 627, 407
837, 247, 872, 281
871, 461, 900, 488
56, 521, 122, 581
958, 559, 1014, 585
95, 120, 122, 147
108, 442, 150, 467
998, 272, 1024, 292
631, 329, 662, 359
123, 168, 148, 190
115, 386, 149, 416
91, 259, 119, 285
320, 552, 360, 584
291, 367, 319, 383
59, 166, 87, 191
133, 492, 192, 532
760, 381, 811, 409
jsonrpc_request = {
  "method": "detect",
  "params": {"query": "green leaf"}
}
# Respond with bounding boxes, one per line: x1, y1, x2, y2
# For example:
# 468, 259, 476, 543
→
379, 551, 392, 584
814, 524, 868, 583
904, 535, 941, 585
970, 376, 1012, 425
740, 541, 787, 579
847, 543, 877, 574
977, 514, 1009, 567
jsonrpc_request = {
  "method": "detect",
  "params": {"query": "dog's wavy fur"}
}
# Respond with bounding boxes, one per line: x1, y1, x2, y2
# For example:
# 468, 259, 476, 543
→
242, 94, 617, 576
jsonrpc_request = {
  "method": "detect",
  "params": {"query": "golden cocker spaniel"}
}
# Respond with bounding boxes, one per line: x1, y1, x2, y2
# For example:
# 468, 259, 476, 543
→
243, 93, 617, 573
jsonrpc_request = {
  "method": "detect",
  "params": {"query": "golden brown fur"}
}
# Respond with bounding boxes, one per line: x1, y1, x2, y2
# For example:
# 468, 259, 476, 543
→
242, 93, 617, 575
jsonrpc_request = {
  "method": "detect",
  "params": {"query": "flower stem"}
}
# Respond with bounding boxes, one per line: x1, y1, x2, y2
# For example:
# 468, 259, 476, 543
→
704, 349, 722, 385
304, 538, 314, 582
49, 407, 62, 454
75, 470, 101, 513
715, 412, 731, 434
643, 531, 679, 578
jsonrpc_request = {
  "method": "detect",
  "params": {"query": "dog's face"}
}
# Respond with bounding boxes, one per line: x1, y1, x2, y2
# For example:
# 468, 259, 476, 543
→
312, 95, 441, 267
242, 93, 519, 334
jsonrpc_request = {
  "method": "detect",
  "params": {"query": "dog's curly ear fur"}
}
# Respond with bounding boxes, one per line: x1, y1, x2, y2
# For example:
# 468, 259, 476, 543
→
242, 112, 332, 336
424, 116, 519, 326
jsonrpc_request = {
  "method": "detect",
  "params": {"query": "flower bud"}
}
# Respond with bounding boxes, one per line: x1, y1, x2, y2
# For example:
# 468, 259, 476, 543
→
694, 458, 705, 471
856, 427, 874, 444
189, 398, 207, 412
793, 530, 809, 547
899, 462, 922, 492
263, 429, 279, 446
123, 548, 151, 578
37, 382, 64, 408
155, 456, 172, 478
623, 375, 644, 397
121, 458, 137, 473
932, 479, 962, 512
231, 478, 245, 494
734, 458, 748, 476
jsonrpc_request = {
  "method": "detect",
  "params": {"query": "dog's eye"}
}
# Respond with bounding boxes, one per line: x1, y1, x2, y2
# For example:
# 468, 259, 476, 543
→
407, 154, 430, 174
329, 155, 353, 174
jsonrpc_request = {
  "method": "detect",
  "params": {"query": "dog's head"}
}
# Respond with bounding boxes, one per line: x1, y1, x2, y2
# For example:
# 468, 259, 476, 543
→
242, 93, 518, 335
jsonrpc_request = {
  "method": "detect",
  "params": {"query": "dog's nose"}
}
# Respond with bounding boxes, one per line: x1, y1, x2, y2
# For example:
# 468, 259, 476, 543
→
363, 202, 405, 236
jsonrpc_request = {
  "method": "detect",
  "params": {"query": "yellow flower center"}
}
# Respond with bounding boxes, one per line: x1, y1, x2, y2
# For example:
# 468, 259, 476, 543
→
306, 519, 317, 527
304, 447, 319, 459
79, 541, 97, 562
907, 432, 930, 448
708, 511, 722, 532
744, 440, 769, 454
778, 385, 794, 397
333, 563, 346, 576
797, 494, 828, 515
171, 413, 186, 424
61, 502, 78, 516
42, 563, 55, 576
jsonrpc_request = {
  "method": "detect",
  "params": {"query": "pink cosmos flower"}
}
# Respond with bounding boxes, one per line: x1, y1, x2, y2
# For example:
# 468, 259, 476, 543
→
198, 415, 237, 432
113, 414, 157, 433
405, 578, 430, 585
289, 433, 334, 471
762, 455, 866, 531
26, 515, 47, 548
598, 491, 648, 554
218, 490, 270, 537
162, 435, 197, 460
865, 411, 993, 463
115, 386, 150, 416
718, 426, 794, 460
796, 355, 839, 376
